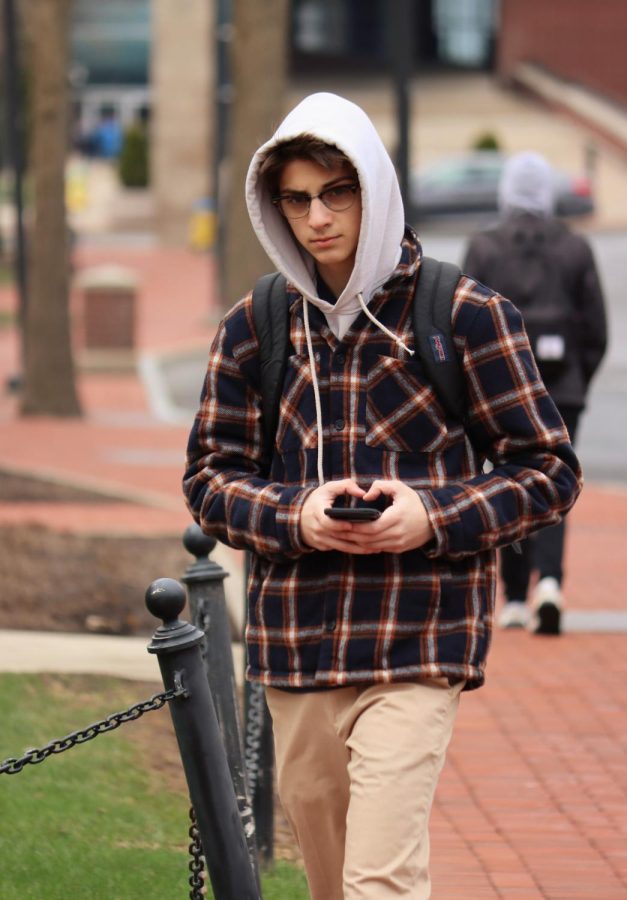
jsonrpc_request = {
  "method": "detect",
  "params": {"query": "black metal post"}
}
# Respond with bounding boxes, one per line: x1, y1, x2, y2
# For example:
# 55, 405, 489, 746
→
243, 552, 275, 867
182, 524, 261, 878
146, 578, 260, 900
2, 0, 28, 363
388, 0, 414, 215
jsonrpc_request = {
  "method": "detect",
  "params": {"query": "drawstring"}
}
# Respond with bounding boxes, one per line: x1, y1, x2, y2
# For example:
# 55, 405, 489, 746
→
357, 292, 415, 357
303, 291, 414, 488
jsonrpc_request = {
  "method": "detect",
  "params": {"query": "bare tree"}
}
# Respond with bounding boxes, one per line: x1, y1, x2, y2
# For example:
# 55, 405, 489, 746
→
220, 0, 290, 309
20, 0, 81, 416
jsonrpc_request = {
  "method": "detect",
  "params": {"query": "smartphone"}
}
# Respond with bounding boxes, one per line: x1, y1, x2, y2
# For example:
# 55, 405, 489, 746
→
324, 507, 381, 521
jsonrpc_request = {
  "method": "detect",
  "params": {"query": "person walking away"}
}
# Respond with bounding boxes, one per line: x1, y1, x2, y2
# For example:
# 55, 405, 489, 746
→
463, 152, 607, 635
183, 97, 582, 898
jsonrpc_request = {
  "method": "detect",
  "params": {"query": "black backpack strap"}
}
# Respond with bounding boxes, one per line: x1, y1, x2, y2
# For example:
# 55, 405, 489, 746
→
413, 256, 465, 422
251, 272, 289, 465
252, 261, 464, 467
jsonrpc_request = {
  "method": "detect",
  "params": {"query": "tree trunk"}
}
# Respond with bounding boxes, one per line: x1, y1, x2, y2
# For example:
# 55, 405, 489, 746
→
220, 0, 290, 310
20, 0, 81, 416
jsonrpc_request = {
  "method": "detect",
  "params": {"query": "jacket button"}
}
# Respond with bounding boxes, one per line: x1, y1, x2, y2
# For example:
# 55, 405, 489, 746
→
335, 352, 345, 365
334, 419, 345, 431
325, 619, 336, 633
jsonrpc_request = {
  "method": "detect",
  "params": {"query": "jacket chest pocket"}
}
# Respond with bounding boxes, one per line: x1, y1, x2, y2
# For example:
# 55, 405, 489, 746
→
275, 354, 319, 452
365, 355, 449, 453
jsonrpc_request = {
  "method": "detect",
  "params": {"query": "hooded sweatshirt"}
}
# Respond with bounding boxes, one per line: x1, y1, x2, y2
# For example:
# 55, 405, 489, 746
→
246, 92, 404, 341
183, 94, 582, 691
464, 151, 607, 408
498, 151, 555, 217
246, 93, 414, 485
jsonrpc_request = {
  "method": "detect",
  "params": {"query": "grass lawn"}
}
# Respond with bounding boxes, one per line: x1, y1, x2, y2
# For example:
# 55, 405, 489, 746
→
0, 673, 309, 899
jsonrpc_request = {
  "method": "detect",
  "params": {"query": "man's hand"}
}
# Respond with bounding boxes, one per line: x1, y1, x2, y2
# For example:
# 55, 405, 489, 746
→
350, 480, 434, 553
299, 478, 434, 555
300, 479, 369, 552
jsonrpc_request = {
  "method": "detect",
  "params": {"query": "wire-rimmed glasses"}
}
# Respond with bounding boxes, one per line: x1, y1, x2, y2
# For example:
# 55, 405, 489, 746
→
272, 182, 360, 219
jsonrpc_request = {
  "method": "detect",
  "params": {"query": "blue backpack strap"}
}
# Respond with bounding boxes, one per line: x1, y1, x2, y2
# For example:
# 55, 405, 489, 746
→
413, 256, 465, 422
251, 272, 289, 468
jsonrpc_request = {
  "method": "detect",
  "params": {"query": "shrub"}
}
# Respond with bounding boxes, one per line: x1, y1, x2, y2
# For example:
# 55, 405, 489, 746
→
118, 124, 149, 188
472, 131, 501, 151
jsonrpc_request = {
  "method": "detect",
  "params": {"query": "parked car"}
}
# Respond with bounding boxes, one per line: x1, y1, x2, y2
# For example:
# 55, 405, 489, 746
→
409, 151, 594, 219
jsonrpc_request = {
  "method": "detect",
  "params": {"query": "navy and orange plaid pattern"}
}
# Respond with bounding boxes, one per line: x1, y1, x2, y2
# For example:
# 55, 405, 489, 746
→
184, 230, 582, 690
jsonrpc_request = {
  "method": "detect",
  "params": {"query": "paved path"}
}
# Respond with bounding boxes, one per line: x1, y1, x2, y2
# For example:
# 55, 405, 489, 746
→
0, 629, 162, 682
1, 73, 626, 898
435, 631, 627, 898
0, 628, 245, 684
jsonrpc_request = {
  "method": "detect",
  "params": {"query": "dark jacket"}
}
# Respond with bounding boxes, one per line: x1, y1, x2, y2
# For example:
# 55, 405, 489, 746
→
463, 213, 607, 410
183, 230, 582, 692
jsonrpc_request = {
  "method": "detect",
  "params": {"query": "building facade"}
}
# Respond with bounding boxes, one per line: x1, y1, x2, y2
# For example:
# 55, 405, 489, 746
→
70, 0, 213, 245
497, 0, 627, 109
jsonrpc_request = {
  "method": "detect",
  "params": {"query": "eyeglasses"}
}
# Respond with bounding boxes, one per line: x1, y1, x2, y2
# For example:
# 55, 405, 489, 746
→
272, 182, 360, 219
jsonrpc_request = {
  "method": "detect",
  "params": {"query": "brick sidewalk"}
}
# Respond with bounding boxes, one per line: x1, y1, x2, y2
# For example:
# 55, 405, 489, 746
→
433, 631, 627, 898
0, 244, 213, 537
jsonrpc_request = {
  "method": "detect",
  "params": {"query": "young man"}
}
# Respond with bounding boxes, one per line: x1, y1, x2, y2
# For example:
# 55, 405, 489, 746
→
463, 152, 606, 634
183, 94, 582, 899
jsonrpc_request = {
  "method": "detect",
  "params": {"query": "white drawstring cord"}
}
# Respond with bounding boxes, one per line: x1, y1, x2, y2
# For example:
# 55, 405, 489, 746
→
357, 292, 415, 357
303, 298, 325, 486
303, 291, 413, 488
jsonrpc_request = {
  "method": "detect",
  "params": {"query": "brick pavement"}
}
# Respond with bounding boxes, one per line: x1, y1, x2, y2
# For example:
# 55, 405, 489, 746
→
433, 632, 627, 898
0, 243, 212, 536
2, 73, 627, 899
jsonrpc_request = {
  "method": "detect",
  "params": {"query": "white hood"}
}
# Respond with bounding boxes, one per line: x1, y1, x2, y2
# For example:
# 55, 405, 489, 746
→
246, 92, 405, 338
498, 151, 555, 217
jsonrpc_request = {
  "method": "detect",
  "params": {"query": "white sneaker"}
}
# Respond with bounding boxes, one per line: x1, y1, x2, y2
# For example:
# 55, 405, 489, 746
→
498, 601, 530, 629
530, 577, 563, 635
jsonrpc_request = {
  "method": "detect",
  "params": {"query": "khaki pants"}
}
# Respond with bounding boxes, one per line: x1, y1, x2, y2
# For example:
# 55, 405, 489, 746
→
265, 679, 463, 900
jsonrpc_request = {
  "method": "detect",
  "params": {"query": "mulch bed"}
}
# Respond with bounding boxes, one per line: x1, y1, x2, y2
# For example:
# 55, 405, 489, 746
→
0, 522, 192, 635
0, 470, 191, 635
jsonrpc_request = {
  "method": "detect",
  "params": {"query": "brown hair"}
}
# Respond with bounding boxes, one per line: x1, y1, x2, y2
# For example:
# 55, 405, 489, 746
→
258, 135, 356, 197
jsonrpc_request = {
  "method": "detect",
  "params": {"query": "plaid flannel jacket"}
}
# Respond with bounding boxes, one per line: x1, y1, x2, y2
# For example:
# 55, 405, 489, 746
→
183, 230, 582, 690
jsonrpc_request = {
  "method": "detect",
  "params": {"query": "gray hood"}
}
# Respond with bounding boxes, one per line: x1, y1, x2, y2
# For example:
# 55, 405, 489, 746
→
498, 151, 555, 217
246, 92, 405, 339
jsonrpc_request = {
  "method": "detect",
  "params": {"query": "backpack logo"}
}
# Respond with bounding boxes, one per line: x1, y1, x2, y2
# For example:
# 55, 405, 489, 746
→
429, 333, 449, 363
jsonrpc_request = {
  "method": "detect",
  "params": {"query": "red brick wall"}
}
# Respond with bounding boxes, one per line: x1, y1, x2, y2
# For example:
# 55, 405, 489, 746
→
498, 0, 627, 107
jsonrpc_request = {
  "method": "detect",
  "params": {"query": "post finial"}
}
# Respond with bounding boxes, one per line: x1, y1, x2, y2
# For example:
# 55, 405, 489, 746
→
145, 578, 204, 654
183, 522, 217, 559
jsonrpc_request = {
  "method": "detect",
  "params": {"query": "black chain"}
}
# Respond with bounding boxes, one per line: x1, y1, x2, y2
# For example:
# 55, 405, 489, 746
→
188, 805, 206, 898
1, 680, 206, 896
0, 686, 187, 775
244, 680, 265, 804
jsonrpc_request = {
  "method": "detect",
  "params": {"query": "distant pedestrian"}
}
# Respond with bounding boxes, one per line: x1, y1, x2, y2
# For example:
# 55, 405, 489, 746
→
90, 109, 123, 159
184, 97, 582, 898
463, 151, 607, 634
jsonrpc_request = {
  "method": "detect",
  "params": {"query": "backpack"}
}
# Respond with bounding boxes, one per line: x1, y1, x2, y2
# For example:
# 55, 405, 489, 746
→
251, 257, 463, 463
482, 221, 574, 381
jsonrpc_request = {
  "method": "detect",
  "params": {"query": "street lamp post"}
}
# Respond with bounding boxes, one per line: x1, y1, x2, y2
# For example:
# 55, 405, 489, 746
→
388, 0, 414, 216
